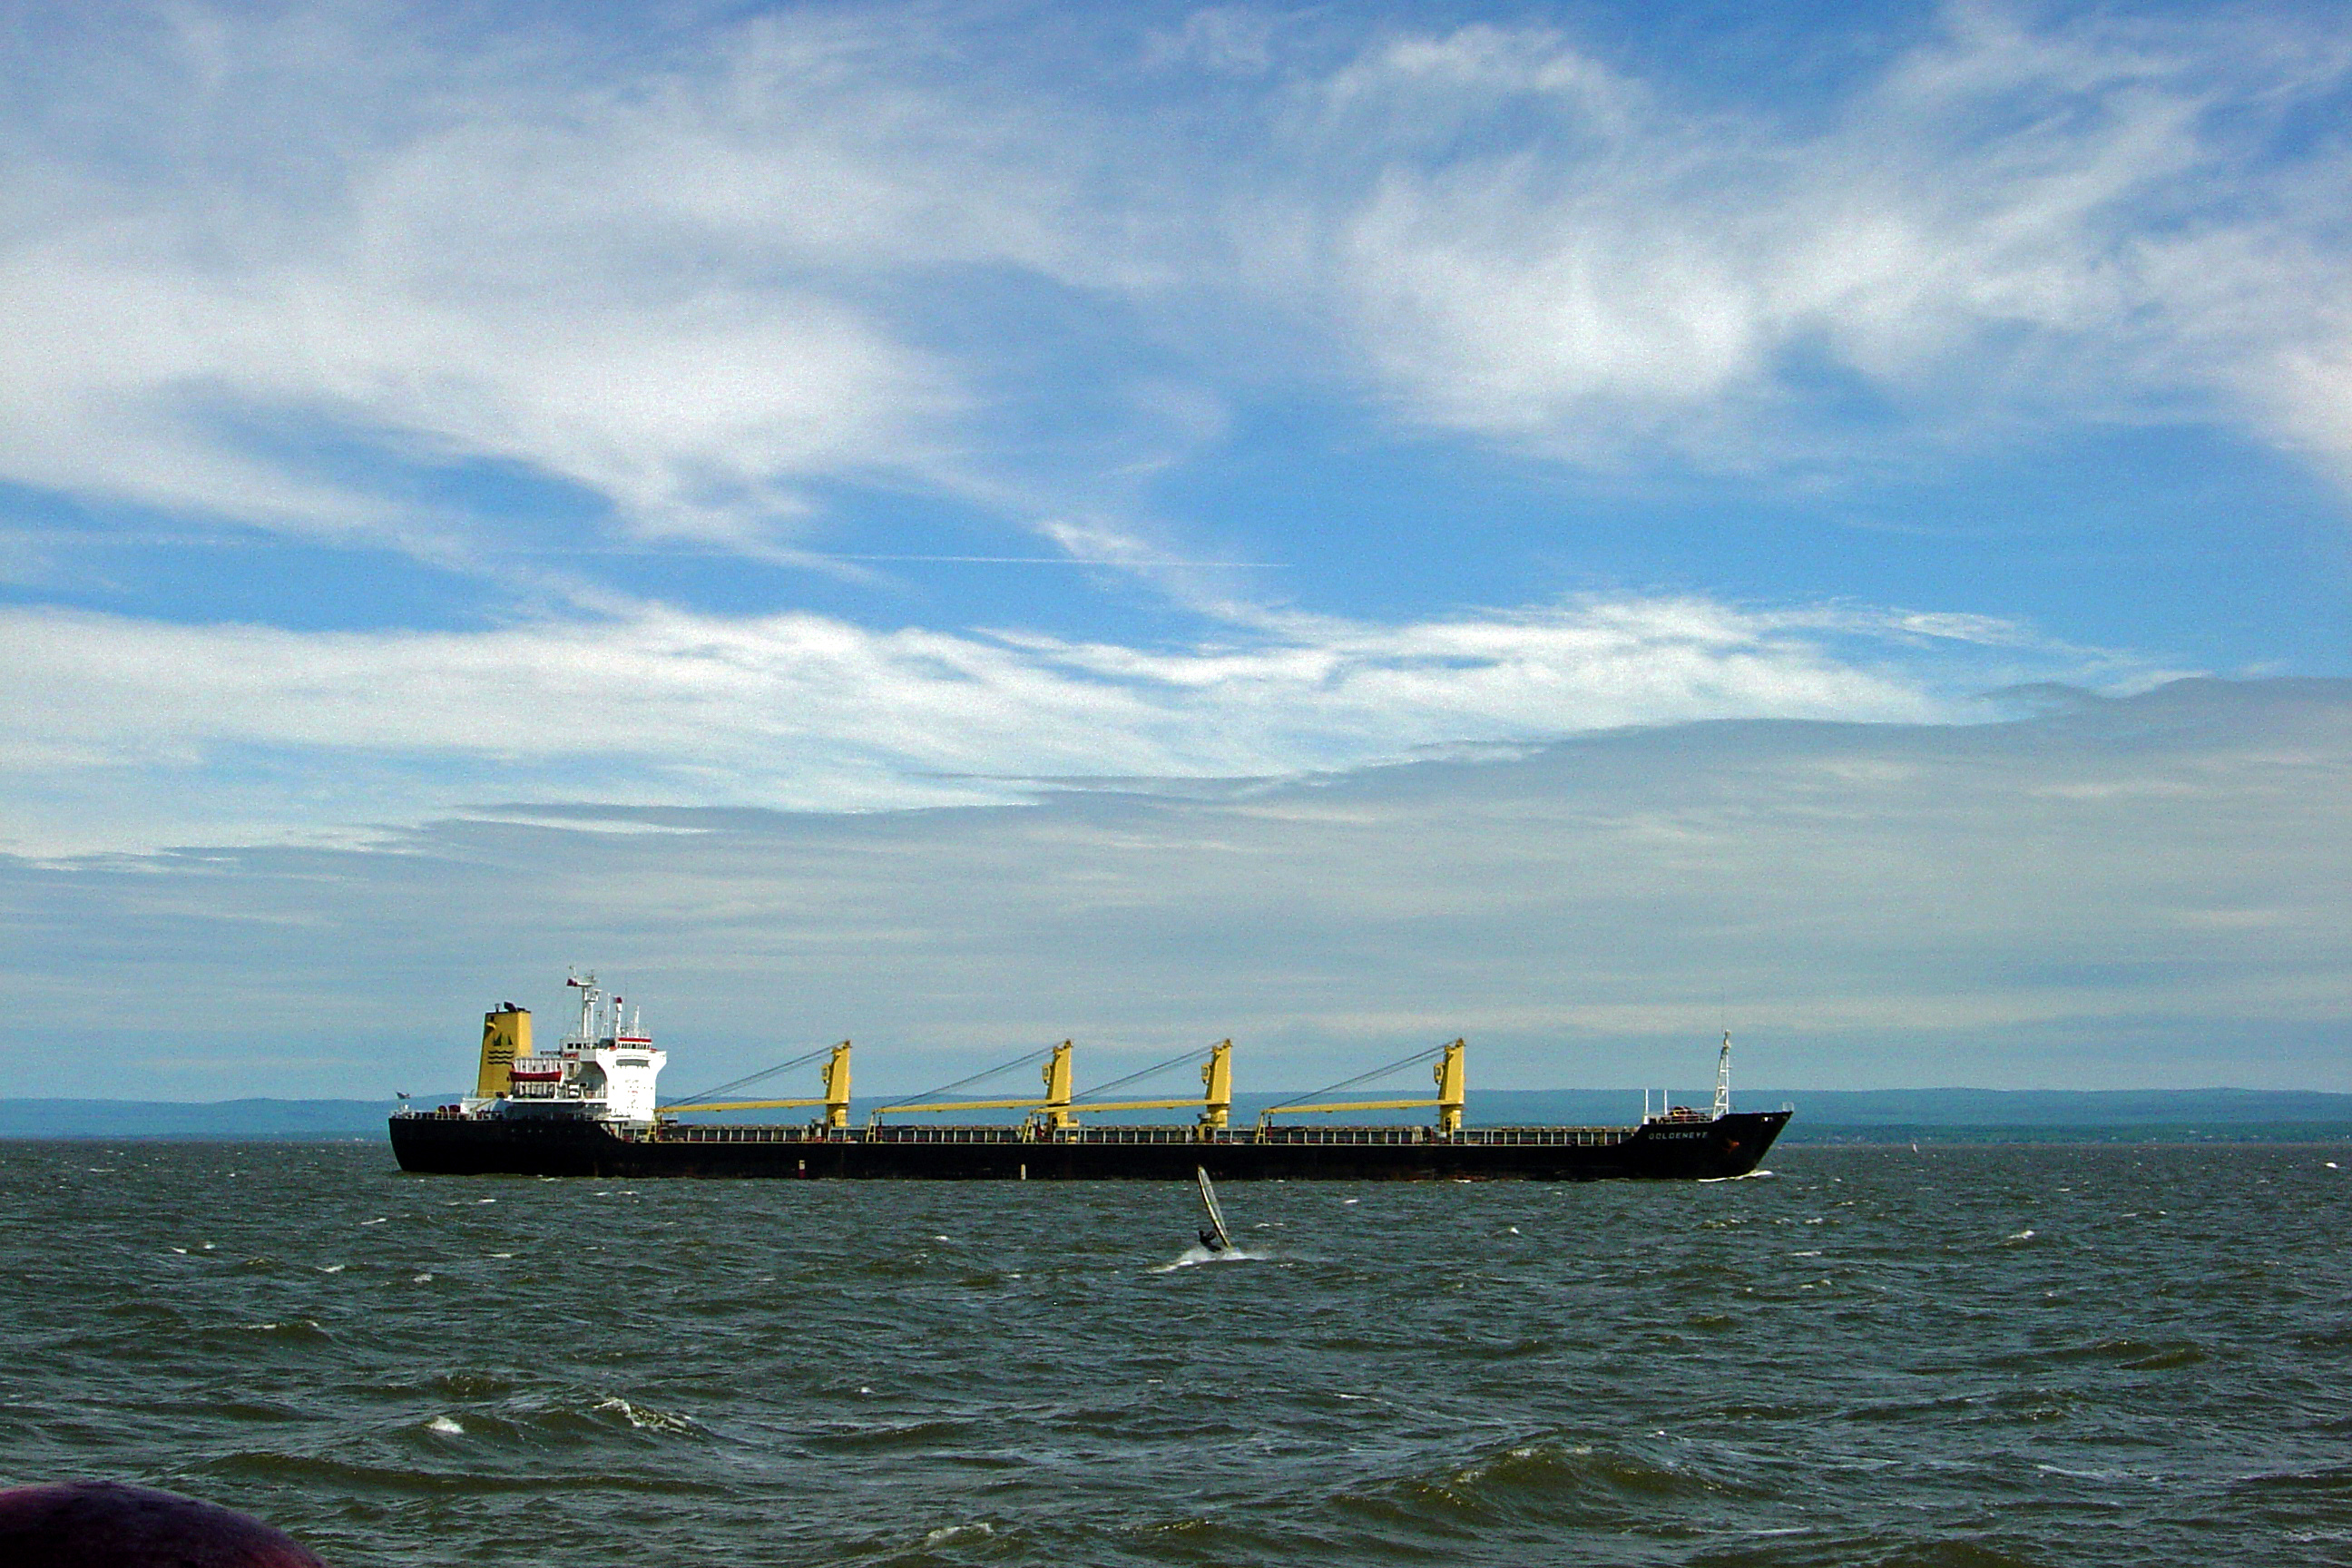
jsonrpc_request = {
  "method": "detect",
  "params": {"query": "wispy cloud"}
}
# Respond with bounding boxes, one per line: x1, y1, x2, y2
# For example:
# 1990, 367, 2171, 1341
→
3, 1, 2347, 580
5, 677, 2342, 1097
0, 4, 1092, 554
0, 591, 2164, 856
1290, 5, 2352, 474
3, 5, 2341, 1105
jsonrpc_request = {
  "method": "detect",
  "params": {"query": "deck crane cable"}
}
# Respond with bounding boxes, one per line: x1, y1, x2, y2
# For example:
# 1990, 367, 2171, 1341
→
1263, 1043, 1450, 1112
1073, 1046, 1214, 1103
877, 1045, 1059, 1110
668, 1044, 838, 1110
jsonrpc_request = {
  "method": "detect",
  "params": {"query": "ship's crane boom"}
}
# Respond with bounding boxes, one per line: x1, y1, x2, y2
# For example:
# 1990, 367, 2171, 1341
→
660, 1043, 852, 1130
874, 1042, 1077, 1129
1259, 1040, 1465, 1134
871, 1040, 1235, 1133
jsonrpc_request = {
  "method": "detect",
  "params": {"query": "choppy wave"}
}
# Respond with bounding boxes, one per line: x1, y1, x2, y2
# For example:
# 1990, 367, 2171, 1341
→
6, 1141, 2349, 1566
922, 1521, 995, 1547
1148, 1241, 1270, 1272
590, 1396, 697, 1434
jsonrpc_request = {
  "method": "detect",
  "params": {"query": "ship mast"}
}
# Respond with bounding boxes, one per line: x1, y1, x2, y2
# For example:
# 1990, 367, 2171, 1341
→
567, 969, 599, 1046
1713, 1030, 1732, 1119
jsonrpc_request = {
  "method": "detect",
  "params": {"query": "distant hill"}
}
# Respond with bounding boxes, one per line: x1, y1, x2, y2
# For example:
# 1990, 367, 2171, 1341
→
5, 1087, 2352, 1142
0, 1097, 426, 1140
1477, 1089, 2352, 1144
1741, 1087, 2352, 1127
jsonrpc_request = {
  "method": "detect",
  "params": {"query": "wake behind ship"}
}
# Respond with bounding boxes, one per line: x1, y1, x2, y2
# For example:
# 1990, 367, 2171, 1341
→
389, 975, 1789, 1181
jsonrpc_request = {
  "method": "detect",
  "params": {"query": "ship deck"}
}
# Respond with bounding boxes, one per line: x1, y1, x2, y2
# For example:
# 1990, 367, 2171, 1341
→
642, 1122, 1636, 1147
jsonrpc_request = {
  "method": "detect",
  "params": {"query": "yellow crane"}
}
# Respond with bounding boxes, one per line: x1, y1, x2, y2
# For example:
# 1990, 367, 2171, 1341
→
660, 1042, 854, 1130
872, 1040, 1236, 1134
1258, 1038, 1465, 1135
873, 1041, 1079, 1130
1060, 1040, 1233, 1131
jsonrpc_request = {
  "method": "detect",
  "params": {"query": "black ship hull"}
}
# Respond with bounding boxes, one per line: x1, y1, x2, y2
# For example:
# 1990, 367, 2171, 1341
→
388, 1110, 1788, 1181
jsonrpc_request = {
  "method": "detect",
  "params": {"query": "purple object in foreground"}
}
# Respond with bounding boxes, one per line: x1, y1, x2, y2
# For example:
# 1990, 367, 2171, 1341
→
0, 1481, 328, 1567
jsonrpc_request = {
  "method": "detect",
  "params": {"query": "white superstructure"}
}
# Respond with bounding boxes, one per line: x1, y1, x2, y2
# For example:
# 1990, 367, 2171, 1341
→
468, 971, 667, 1124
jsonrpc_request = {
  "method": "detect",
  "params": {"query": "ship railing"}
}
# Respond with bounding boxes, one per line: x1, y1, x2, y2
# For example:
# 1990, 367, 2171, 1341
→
644, 1123, 1047, 1145
1245, 1125, 1436, 1145
654, 1124, 820, 1144
1054, 1126, 1216, 1144
1458, 1127, 1627, 1146
1233, 1125, 1630, 1146
620, 1122, 1641, 1148
1046, 1124, 1635, 1146
865, 1124, 1028, 1144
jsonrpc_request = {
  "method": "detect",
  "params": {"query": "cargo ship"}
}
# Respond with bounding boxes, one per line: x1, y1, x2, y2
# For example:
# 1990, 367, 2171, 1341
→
388, 974, 1789, 1181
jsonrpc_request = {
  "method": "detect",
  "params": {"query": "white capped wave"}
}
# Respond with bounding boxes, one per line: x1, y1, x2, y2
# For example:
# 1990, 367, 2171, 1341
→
921, 1523, 994, 1547
1150, 1243, 1269, 1273
594, 1396, 694, 1434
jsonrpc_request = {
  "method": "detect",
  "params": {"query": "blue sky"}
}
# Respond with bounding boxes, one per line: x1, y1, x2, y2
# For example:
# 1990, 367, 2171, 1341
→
2, 1, 2347, 1096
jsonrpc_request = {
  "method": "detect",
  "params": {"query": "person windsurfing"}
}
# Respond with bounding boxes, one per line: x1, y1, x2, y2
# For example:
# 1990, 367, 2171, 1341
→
1194, 1166, 1234, 1254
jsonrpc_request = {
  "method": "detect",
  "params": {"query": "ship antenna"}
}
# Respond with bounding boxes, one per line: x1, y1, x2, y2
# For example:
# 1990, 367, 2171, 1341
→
568, 968, 598, 1044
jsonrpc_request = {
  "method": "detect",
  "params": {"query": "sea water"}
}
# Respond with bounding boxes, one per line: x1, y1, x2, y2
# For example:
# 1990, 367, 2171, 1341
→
3, 1142, 2350, 1566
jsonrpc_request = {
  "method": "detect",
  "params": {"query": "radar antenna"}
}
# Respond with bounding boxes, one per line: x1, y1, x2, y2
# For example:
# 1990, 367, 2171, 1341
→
566, 968, 601, 1045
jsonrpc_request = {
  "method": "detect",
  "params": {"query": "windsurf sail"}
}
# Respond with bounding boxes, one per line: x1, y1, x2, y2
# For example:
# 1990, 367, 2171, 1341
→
1195, 1166, 1233, 1251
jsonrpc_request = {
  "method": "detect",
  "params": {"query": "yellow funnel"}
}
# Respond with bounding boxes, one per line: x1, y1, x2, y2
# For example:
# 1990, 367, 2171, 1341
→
475, 1006, 531, 1098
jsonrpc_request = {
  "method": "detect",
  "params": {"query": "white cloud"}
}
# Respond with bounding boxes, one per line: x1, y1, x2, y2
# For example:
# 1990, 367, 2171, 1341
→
4, 676, 2343, 1097
3, 1, 2347, 575
0, 591, 2157, 856
0, 3, 1111, 554
1144, 7, 1283, 77
1284, 6, 2352, 473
